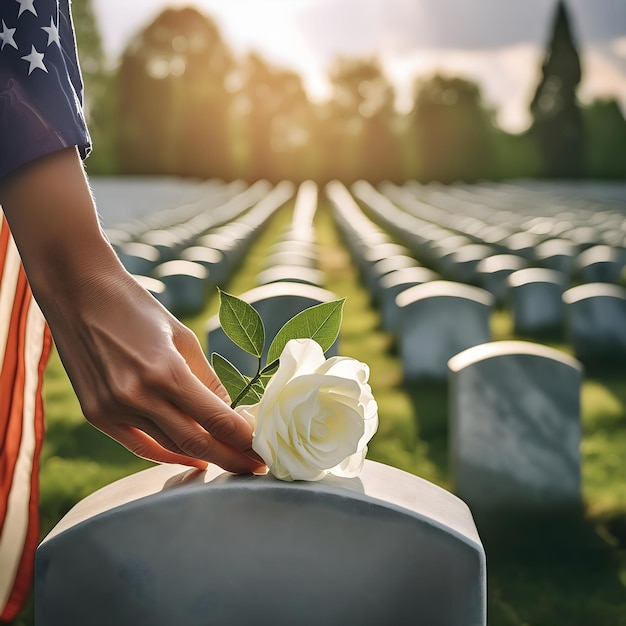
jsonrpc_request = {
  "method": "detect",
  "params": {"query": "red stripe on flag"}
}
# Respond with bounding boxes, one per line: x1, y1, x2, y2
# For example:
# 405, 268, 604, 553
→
0, 214, 51, 621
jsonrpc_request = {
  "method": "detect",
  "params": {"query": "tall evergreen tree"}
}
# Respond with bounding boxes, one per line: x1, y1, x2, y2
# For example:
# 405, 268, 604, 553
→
530, 0, 584, 178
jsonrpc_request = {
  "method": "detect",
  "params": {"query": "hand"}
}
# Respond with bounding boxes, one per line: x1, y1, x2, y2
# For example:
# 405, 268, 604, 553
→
0, 147, 266, 474
48, 270, 267, 473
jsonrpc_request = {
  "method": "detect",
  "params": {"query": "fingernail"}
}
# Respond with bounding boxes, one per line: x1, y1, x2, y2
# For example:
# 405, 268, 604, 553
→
253, 466, 269, 476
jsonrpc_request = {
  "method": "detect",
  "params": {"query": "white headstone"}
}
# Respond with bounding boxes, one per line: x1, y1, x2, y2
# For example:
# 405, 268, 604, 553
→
378, 266, 439, 331
35, 461, 486, 626
562, 283, 626, 366
154, 260, 209, 316
206, 282, 340, 376
396, 281, 493, 380
507, 268, 567, 336
448, 341, 582, 517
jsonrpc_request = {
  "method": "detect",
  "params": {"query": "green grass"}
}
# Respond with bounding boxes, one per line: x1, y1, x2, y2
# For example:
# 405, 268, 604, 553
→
15, 199, 626, 625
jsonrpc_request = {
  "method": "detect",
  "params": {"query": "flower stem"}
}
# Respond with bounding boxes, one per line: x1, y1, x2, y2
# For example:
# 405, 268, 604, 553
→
229, 359, 279, 408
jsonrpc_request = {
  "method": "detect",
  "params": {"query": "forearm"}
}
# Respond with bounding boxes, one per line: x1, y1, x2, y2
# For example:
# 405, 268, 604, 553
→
0, 147, 124, 304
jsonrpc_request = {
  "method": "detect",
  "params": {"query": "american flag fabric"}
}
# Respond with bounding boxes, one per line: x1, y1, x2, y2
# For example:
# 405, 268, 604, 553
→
1, 0, 91, 620
0, 213, 51, 623
0, 0, 91, 178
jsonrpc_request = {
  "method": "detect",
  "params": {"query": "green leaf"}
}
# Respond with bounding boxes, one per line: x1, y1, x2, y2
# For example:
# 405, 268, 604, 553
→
266, 298, 346, 364
211, 353, 263, 407
218, 289, 265, 358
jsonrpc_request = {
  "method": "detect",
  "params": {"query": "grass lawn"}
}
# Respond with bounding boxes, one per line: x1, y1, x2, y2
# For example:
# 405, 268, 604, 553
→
15, 198, 626, 625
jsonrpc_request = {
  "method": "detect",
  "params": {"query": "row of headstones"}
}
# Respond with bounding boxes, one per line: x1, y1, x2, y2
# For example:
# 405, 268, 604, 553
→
111, 180, 296, 316
326, 180, 585, 518
255, 180, 325, 289
204, 181, 340, 374
347, 181, 626, 368
383, 180, 626, 287
201, 256, 580, 526
420, 179, 626, 250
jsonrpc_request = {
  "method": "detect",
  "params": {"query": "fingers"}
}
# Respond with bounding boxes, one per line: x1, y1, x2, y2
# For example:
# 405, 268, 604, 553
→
173, 326, 231, 405
106, 423, 208, 470
104, 406, 265, 475
167, 371, 265, 466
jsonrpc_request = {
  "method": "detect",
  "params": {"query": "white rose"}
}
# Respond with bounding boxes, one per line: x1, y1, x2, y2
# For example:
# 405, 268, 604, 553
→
236, 338, 378, 482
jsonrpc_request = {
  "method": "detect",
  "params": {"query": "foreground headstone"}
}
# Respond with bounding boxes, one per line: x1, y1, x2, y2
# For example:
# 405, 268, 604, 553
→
206, 282, 339, 376
562, 283, 626, 366
448, 341, 582, 517
397, 281, 493, 380
36, 461, 486, 626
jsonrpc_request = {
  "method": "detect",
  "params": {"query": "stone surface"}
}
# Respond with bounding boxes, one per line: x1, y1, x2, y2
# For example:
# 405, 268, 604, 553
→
36, 461, 486, 626
378, 266, 439, 331
535, 239, 577, 276
206, 282, 340, 376
562, 283, 626, 365
154, 260, 209, 316
396, 281, 493, 380
448, 341, 582, 516
180, 246, 228, 287
115, 241, 160, 276
507, 268, 567, 335
132, 275, 172, 311
575, 245, 624, 284
256, 264, 324, 287
475, 254, 527, 305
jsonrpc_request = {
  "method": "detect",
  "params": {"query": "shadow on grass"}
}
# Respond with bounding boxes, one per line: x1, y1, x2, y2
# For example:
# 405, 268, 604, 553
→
485, 509, 626, 626
402, 374, 626, 626
43, 418, 141, 466
403, 378, 450, 478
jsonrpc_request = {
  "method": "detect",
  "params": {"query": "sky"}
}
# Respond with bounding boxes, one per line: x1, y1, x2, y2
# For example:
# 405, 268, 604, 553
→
92, 0, 626, 132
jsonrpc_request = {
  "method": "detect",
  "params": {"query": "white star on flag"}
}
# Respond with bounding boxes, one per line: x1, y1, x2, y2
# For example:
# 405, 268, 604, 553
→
0, 20, 18, 50
41, 16, 60, 46
22, 45, 47, 74
16, 0, 38, 18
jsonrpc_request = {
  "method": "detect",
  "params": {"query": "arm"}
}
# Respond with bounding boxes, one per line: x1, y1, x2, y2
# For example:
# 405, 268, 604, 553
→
0, 147, 265, 474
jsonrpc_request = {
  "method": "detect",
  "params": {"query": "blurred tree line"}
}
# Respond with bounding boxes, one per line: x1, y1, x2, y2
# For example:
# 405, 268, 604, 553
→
75, 1, 626, 183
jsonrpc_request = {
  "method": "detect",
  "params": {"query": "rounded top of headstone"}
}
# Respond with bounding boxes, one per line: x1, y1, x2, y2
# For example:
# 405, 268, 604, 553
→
452, 244, 495, 263
132, 274, 166, 295
118, 241, 161, 262
379, 266, 438, 289
448, 340, 582, 372
154, 259, 208, 280
372, 255, 417, 276
507, 267, 567, 288
576, 244, 621, 267
535, 238, 576, 259
362, 243, 411, 263
141, 229, 182, 248
181, 246, 224, 265
396, 280, 494, 308
476, 254, 526, 273
257, 265, 324, 287
562, 282, 626, 304
40, 460, 482, 550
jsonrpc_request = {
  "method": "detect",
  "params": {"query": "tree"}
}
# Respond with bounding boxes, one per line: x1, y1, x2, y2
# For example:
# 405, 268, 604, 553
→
583, 99, 626, 179
235, 53, 313, 182
116, 8, 234, 178
323, 57, 400, 183
72, 0, 116, 174
411, 74, 493, 183
530, 0, 584, 178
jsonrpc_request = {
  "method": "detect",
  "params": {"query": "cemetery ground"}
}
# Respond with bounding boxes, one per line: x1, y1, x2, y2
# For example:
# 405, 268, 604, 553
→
17, 197, 626, 625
